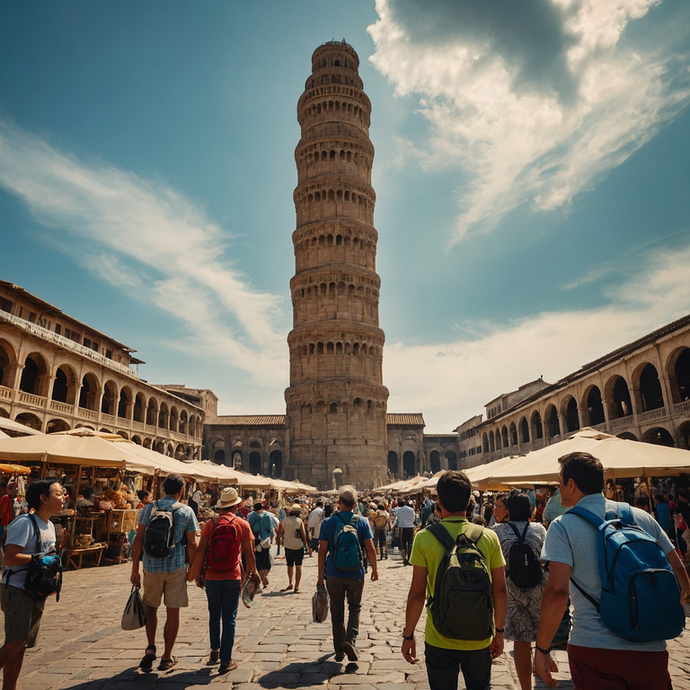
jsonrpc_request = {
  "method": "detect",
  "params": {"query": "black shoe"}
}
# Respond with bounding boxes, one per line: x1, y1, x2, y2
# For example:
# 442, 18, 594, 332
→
341, 640, 358, 662
334, 653, 345, 662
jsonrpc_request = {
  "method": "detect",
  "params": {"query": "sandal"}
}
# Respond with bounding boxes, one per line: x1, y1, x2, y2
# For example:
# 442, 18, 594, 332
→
139, 645, 156, 671
293, 589, 301, 594
157, 657, 178, 672
209, 649, 220, 664
219, 661, 238, 674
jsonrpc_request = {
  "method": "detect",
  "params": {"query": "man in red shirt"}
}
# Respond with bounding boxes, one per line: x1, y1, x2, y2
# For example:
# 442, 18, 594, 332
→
187, 487, 259, 675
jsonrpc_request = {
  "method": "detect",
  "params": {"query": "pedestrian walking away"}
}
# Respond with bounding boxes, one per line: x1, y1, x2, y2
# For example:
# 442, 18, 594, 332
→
317, 485, 378, 663
396, 500, 416, 565
131, 473, 199, 673
307, 500, 325, 552
187, 486, 260, 675
279, 503, 312, 592
248, 502, 275, 588
535, 452, 690, 689
492, 490, 547, 690
369, 503, 391, 560
402, 470, 507, 690
0, 479, 65, 690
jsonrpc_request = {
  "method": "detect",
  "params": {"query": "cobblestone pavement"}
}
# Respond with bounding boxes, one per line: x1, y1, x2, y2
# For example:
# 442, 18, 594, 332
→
2, 548, 688, 689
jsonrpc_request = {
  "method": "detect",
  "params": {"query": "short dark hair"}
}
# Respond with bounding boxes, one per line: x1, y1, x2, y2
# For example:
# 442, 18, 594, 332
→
559, 452, 604, 495
634, 496, 649, 509
654, 494, 666, 503
163, 474, 185, 495
137, 490, 150, 501
436, 471, 472, 513
316, 500, 323, 507
505, 491, 532, 521
253, 502, 264, 511
26, 479, 60, 511
377, 503, 385, 511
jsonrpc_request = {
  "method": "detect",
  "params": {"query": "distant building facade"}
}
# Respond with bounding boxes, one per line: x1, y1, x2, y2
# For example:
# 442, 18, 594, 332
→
458, 314, 690, 465
0, 281, 206, 459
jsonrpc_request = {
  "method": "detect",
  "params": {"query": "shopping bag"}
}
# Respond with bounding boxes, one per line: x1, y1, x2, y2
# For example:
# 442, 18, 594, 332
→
312, 584, 329, 623
121, 586, 146, 630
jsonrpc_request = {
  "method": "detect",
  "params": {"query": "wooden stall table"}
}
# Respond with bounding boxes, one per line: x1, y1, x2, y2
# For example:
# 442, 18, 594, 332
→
64, 544, 106, 570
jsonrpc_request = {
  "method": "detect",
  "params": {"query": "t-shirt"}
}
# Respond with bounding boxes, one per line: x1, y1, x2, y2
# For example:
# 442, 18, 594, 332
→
201, 514, 252, 581
396, 505, 416, 528
1, 513, 57, 590
409, 518, 505, 651
541, 493, 675, 652
282, 515, 305, 550
319, 511, 373, 579
138, 497, 199, 573
307, 507, 324, 538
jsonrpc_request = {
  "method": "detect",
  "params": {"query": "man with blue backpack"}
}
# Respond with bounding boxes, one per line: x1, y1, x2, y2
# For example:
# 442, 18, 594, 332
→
316, 485, 378, 663
535, 452, 689, 689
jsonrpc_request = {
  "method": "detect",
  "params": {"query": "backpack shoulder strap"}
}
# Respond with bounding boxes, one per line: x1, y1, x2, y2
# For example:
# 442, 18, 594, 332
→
567, 504, 604, 529
506, 521, 523, 542
463, 523, 484, 544
614, 501, 635, 525
28, 513, 42, 552
427, 522, 455, 550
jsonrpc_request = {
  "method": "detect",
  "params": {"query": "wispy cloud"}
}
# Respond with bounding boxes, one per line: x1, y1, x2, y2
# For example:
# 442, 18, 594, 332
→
0, 119, 287, 385
368, 0, 690, 242
385, 240, 690, 431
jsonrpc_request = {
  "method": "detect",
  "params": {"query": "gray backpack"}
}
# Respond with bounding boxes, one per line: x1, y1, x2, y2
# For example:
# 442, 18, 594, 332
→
427, 521, 494, 640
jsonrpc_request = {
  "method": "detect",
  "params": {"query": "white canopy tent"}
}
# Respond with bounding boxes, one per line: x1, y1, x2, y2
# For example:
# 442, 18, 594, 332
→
489, 428, 690, 485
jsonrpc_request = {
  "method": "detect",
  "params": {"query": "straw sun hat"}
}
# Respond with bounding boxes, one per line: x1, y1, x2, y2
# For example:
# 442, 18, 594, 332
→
215, 487, 243, 509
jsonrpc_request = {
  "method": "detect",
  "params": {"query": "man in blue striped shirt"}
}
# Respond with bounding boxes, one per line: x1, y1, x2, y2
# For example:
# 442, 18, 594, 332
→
131, 474, 198, 672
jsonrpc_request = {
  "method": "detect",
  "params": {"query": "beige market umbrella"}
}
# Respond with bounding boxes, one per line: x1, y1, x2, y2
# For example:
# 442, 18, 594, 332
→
0, 430, 157, 473
490, 428, 690, 485
0, 417, 43, 436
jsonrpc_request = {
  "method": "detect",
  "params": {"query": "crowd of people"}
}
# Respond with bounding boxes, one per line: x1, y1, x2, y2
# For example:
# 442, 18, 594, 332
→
0, 460, 689, 690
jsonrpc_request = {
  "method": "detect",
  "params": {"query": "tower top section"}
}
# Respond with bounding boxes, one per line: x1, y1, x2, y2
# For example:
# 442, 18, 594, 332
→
307, 40, 362, 90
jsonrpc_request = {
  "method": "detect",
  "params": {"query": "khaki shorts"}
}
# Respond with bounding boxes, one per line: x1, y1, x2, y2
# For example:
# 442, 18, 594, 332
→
142, 568, 188, 609
1, 585, 45, 648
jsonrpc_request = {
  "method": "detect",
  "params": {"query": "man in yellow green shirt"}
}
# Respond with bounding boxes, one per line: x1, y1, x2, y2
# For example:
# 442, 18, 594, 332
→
402, 470, 507, 690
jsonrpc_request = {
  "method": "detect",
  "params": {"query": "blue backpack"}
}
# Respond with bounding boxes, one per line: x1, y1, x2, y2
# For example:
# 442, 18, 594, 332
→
333, 513, 363, 571
568, 501, 684, 643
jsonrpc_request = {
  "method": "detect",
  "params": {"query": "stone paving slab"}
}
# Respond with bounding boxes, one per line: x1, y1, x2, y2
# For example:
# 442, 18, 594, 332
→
1, 546, 689, 688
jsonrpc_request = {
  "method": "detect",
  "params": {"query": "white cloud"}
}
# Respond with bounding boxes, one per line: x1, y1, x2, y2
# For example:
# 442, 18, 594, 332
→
0, 119, 286, 386
384, 241, 690, 432
368, 0, 690, 242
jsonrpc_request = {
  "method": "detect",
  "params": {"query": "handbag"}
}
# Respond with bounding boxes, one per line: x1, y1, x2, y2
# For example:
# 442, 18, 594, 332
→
312, 584, 329, 623
121, 586, 146, 630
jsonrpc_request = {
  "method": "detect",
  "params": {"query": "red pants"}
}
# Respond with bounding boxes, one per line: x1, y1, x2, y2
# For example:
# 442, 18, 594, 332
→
568, 644, 672, 690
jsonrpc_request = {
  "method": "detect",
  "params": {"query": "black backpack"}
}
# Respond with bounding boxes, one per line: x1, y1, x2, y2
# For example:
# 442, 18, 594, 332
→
6, 514, 62, 601
144, 501, 184, 558
427, 521, 494, 640
506, 522, 543, 589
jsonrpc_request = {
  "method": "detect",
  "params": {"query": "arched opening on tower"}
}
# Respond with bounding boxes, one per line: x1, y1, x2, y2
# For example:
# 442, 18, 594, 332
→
445, 450, 457, 471
270, 450, 283, 478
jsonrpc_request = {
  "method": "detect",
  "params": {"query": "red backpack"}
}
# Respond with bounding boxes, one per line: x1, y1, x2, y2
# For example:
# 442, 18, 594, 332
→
206, 515, 241, 572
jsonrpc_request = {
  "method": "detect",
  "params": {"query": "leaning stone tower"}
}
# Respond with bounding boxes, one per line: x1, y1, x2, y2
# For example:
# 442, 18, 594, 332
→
285, 40, 389, 489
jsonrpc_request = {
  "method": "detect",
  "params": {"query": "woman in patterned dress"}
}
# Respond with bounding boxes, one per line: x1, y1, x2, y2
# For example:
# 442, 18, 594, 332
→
492, 491, 547, 690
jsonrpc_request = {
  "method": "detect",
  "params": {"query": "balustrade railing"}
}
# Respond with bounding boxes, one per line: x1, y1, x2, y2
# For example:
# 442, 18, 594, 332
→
18, 392, 46, 408
609, 415, 634, 430
0, 308, 139, 379
78, 408, 98, 421
673, 400, 690, 416
0, 386, 13, 400
638, 407, 667, 424
50, 400, 72, 414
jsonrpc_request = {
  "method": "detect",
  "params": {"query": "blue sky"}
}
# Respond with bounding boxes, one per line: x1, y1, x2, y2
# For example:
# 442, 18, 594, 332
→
1, 0, 689, 432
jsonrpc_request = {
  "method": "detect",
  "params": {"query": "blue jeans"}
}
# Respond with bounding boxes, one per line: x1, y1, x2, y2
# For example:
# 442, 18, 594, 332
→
204, 579, 241, 664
